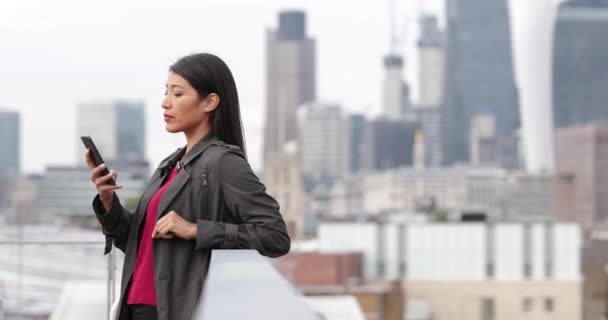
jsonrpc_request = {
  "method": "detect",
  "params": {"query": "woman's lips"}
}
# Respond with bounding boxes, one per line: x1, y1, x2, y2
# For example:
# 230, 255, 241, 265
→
164, 114, 173, 121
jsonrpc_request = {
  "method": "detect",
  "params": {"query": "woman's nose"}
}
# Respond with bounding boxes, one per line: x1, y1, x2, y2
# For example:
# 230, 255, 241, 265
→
161, 97, 170, 109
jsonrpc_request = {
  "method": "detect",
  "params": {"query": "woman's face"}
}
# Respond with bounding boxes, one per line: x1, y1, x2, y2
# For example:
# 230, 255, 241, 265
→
162, 71, 211, 134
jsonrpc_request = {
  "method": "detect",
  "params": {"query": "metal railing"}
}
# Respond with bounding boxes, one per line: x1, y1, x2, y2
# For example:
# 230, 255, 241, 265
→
0, 240, 118, 320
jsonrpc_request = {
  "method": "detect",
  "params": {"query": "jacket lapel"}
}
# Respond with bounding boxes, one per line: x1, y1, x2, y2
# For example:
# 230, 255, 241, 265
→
133, 147, 184, 233
155, 167, 190, 221
155, 132, 220, 221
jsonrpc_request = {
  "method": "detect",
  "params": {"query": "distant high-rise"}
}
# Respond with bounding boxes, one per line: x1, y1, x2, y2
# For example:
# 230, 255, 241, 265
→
553, 0, 608, 128
363, 118, 418, 171
417, 15, 445, 108
264, 10, 316, 160
347, 114, 366, 174
77, 100, 146, 162
382, 55, 411, 120
442, 0, 519, 165
116, 101, 146, 160
382, 0, 411, 121
510, 0, 558, 172
415, 15, 445, 167
414, 107, 443, 167
0, 109, 19, 208
297, 102, 349, 183
470, 115, 497, 166
0, 110, 20, 177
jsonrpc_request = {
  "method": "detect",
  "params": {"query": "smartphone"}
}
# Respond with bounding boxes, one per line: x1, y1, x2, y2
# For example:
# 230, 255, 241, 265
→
81, 136, 116, 185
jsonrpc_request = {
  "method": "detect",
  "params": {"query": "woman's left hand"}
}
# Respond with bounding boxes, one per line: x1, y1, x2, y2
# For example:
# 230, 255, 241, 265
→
153, 210, 197, 240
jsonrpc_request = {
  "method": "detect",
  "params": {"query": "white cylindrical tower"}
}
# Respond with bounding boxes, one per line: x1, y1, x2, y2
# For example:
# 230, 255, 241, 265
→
509, 0, 559, 173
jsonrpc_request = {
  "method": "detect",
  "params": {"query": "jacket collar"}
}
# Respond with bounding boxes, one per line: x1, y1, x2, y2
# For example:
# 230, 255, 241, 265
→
158, 131, 219, 172
182, 131, 219, 167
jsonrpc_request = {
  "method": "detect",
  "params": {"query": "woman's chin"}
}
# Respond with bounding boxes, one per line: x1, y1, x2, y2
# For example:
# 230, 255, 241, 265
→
165, 125, 180, 133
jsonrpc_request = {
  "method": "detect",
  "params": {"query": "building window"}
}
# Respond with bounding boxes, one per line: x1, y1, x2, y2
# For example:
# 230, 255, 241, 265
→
545, 298, 554, 313
522, 297, 533, 312
481, 298, 495, 320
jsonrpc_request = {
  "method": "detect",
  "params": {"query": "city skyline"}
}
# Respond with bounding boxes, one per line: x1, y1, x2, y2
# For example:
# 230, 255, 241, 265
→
0, 0, 444, 174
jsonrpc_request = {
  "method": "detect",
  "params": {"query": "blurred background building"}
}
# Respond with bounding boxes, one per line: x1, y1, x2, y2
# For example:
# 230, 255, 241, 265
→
264, 10, 316, 162
553, 0, 608, 129
441, 0, 519, 166
0, 109, 20, 212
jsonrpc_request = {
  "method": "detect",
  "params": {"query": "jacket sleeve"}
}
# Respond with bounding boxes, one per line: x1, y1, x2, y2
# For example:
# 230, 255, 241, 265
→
92, 192, 132, 253
194, 150, 291, 258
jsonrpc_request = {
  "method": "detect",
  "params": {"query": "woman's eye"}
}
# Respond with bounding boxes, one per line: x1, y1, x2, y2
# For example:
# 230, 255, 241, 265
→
174, 93, 182, 97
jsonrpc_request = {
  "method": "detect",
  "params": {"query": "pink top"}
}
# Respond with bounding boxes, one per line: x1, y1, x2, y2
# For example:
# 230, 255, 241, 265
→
127, 166, 179, 305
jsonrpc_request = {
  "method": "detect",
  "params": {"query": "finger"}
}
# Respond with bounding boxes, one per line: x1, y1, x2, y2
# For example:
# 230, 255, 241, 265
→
98, 184, 123, 193
98, 184, 121, 192
91, 163, 108, 178
154, 219, 166, 231
156, 211, 175, 226
156, 223, 173, 236
95, 170, 120, 187
153, 223, 165, 238
93, 170, 113, 185
157, 211, 179, 226
159, 217, 176, 232
153, 229, 169, 239
85, 149, 96, 169
155, 223, 170, 236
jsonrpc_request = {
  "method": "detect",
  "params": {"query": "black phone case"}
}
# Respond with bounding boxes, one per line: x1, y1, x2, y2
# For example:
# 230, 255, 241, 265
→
81, 136, 116, 185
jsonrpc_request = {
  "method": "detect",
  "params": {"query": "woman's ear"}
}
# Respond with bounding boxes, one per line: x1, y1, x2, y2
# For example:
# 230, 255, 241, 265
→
202, 93, 220, 113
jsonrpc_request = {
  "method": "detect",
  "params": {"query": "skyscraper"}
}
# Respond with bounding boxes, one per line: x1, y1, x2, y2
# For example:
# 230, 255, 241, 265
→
553, 0, 608, 129
297, 102, 349, 184
0, 109, 20, 177
510, 0, 558, 172
76, 100, 146, 163
442, 0, 519, 165
470, 115, 497, 166
416, 14, 445, 167
264, 10, 316, 160
382, 55, 411, 120
414, 107, 443, 166
347, 114, 366, 174
116, 100, 146, 160
417, 14, 445, 108
363, 118, 419, 171
0, 109, 20, 208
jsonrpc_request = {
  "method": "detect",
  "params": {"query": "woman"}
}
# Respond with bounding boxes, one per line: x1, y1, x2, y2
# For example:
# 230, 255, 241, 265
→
85, 53, 291, 320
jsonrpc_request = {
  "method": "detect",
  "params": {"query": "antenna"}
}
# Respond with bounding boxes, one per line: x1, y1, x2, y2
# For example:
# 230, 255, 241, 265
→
389, 0, 398, 54
389, 0, 415, 57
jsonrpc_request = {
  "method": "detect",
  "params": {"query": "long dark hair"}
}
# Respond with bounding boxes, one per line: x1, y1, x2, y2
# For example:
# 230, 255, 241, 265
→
170, 53, 246, 158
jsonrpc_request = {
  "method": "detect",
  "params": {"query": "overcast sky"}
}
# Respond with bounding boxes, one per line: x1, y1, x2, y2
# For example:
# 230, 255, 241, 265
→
0, 0, 444, 174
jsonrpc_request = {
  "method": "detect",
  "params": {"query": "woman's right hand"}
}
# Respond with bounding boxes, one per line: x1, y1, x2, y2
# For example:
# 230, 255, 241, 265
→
85, 148, 122, 213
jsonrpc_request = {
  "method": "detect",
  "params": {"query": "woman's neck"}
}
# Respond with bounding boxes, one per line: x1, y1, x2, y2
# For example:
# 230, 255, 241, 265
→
184, 122, 212, 155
